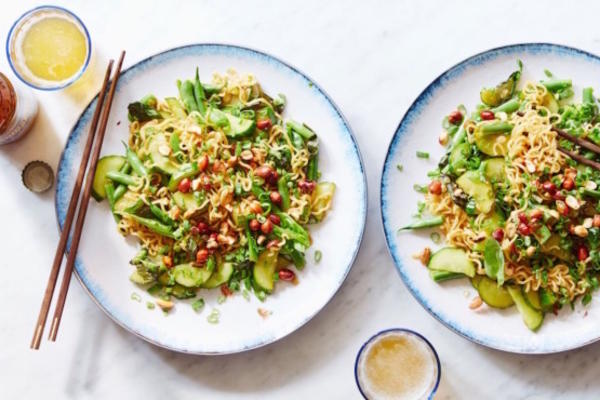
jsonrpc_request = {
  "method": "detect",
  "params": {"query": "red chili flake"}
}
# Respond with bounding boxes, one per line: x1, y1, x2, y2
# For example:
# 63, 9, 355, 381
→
221, 285, 233, 297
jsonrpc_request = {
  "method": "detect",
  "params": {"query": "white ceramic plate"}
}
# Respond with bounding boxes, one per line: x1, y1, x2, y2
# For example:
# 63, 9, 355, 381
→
381, 43, 600, 353
56, 44, 366, 354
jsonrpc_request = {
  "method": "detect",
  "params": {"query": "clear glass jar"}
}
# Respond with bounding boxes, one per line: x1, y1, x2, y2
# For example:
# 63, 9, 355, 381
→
0, 72, 38, 145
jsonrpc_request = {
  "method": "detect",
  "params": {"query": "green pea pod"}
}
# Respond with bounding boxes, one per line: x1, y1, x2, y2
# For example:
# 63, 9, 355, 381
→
483, 238, 505, 286
246, 226, 258, 262
125, 213, 176, 239
398, 216, 444, 231
106, 171, 139, 187
492, 98, 520, 114
179, 80, 199, 113
287, 120, 316, 140
480, 122, 513, 135
124, 143, 148, 176
149, 202, 174, 226
193, 67, 207, 115
104, 183, 120, 222
307, 153, 319, 181
277, 176, 290, 210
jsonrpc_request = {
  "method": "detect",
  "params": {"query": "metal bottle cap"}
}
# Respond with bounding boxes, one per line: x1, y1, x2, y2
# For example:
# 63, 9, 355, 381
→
22, 160, 54, 193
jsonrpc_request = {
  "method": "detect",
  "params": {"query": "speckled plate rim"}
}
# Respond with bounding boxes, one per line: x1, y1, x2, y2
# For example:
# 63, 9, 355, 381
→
55, 43, 367, 355
381, 42, 600, 354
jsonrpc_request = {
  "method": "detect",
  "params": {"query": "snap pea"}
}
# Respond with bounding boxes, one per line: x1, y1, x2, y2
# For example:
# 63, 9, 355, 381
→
178, 79, 199, 113
287, 125, 304, 149
113, 162, 130, 203
307, 153, 319, 181
583, 189, 600, 199
272, 225, 310, 247
104, 183, 119, 222
583, 87, 595, 104
149, 202, 174, 226
287, 120, 316, 140
277, 175, 290, 210
492, 98, 520, 114
398, 216, 444, 231
449, 126, 466, 152
124, 143, 148, 176
125, 213, 176, 239
541, 79, 572, 93
480, 122, 513, 135
274, 212, 310, 247
106, 171, 139, 186
193, 67, 206, 115
246, 225, 258, 262
168, 163, 199, 191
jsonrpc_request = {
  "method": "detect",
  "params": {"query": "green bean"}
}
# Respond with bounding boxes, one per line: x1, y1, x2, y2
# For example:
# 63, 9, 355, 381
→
168, 163, 199, 191
193, 67, 206, 115
179, 80, 199, 113
398, 216, 444, 231
125, 213, 176, 238
307, 152, 319, 181
541, 79, 572, 92
583, 87, 595, 104
149, 202, 174, 226
106, 171, 138, 186
287, 120, 316, 140
430, 270, 464, 283
492, 98, 520, 114
480, 122, 513, 135
124, 143, 148, 176
277, 175, 290, 210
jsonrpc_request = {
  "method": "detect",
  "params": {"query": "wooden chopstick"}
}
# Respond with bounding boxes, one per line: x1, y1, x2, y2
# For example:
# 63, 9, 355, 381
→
553, 127, 600, 155
553, 127, 600, 171
48, 51, 126, 343
30, 59, 115, 350
557, 146, 600, 171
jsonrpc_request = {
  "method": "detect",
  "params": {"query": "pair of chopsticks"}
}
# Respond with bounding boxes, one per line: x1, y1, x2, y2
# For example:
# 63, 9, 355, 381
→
30, 51, 126, 350
554, 127, 600, 171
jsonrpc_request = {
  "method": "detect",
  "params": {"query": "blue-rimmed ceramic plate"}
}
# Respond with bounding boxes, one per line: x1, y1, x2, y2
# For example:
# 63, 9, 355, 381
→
56, 44, 366, 354
381, 43, 600, 354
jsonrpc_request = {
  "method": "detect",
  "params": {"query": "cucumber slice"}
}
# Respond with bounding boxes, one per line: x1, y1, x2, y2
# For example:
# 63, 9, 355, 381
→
129, 270, 155, 285
114, 194, 143, 214
481, 158, 505, 182
158, 271, 174, 286
542, 92, 559, 113
507, 286, 544, 331
539, 288, 557, 312
456, 171, 494, 214
541, 234, 572, 262
202, 261, 234, 289
477, 277, 514, 309
474, 126, 509, 156
164, 97, 187, 119
253, 250, 278, 292
449, 142, 470, 175
172, 191, 206, 213
429, 269, 464, 282
471, 275, 483, 289
173, 263, 213, 288
209, 109, 255, 138
522, 287, 542, 311
428, 247, 475, 278
92, 155, 126, 201
171, 284, 197, 299
148, 133, 178, 175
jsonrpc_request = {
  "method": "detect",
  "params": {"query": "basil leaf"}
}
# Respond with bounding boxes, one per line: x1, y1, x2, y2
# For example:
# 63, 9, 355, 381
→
484, 238, 505, 285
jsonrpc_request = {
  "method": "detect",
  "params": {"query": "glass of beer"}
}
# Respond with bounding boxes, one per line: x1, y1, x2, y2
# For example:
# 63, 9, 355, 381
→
6, 5, 91, 90
355, 329, 441, 400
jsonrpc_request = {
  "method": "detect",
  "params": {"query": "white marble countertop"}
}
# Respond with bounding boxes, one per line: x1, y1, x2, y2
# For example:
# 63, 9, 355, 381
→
2, 1, 600, 398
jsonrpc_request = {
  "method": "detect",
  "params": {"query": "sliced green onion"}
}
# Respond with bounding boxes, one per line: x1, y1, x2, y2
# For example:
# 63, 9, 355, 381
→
217, 295, 226, 304
315, 250, 322, 263
416, 151, 430, 159
130, 292, 142, 302
192, 298, 205, 312
146, 301, 155, 310
207, 309, 220, 324
430, 232, 441, 244
396, 164, 403, 172
413, 184, 429, 193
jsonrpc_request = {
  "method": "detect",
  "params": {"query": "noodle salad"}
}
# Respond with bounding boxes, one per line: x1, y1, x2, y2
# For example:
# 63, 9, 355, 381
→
401, 61, 600, 331
92, 69, 335, 311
